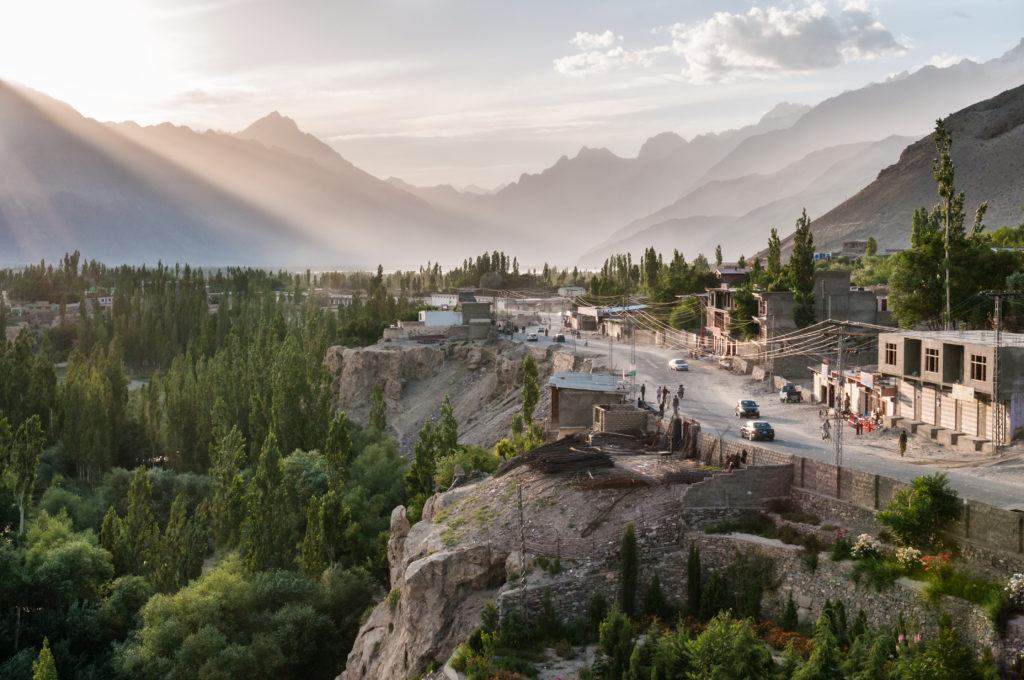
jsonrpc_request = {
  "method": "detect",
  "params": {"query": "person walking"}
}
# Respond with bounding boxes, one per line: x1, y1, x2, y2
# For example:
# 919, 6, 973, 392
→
640, 383, 646, 404
672, 395, 679, 415
821, 419, 831, 440
898, 429, 908, 457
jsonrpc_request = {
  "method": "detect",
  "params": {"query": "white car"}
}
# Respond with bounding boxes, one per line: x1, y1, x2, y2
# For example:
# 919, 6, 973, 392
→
668, 358, 689, 371
526, 333, 539, 342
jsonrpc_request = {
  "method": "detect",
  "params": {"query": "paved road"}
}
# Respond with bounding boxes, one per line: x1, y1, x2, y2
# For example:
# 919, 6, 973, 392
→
514, 322, 1024, 509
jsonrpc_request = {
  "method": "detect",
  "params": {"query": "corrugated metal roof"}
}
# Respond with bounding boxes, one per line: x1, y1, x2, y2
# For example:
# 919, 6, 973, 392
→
547, 372, 627, 392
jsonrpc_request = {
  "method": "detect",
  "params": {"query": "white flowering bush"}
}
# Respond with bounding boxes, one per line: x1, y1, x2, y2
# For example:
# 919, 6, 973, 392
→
851, 533, 881, 558
1007, 573, 1024, 608
894, 546, 922, 569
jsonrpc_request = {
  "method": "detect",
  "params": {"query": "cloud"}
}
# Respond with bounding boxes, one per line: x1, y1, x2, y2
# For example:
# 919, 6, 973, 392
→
570, 30, 619, 51
554, 1, 905, 81
554, 45, 664, 76
670, 1, 905, 82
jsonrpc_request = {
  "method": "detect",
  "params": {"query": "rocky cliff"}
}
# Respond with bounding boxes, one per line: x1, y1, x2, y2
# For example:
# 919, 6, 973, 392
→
339, 444, 999, 680
325, 339, 593, 453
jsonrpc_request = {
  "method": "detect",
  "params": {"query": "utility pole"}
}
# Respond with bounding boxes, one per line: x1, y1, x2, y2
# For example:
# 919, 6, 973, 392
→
833, 329, 845, 475
994, 294, 1003, 449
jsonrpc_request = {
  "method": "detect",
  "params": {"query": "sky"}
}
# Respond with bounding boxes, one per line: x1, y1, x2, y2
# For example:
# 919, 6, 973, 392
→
1, 0, 1022, 188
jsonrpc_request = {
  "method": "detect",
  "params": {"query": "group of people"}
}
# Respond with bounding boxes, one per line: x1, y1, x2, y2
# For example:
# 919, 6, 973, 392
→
725, 449, 749, 471
640, 383, 684, 419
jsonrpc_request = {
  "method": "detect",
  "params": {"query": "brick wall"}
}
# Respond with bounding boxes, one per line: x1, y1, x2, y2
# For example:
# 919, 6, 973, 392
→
594, 404, 649, 433
678, 465, 792, 508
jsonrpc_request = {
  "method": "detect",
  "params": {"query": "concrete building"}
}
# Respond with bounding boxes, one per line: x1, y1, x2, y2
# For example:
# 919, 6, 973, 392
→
708, 270, 892, 358
460, 302, 493, 325
428, 293, 459, 309
878, 330, 1024, 449
418, 310, 463, 326
714, 265, 751, 286
557, 286, 585, 298
548, 372, 628, 432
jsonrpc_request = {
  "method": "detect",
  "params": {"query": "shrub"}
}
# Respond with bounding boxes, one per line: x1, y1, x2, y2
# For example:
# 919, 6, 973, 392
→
801, 548, 819, 573
597, 605, 635, 679
1006, 572, 1024, 608
498, 608, 533, 649
923, 565, 1001, 607
850, 533, 881, 559
894, 546, 922, 571
644, 575, 674, 621
588, 594, 608, 636
830, 538, 853, 561
876, 473, 961, 549
780, 593, 799, 631
850, 556, 901, 591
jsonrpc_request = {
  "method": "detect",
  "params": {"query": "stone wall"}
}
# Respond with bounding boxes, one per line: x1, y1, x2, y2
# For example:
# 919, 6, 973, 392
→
593, 404, 649, 433
499, 531, 996, 654
688, 426, 1024, 562
678, 465, 792, 508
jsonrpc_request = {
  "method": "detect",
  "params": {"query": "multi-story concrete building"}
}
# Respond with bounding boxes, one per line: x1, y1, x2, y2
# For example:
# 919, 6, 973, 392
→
707, 270, 892, 357
878, 330, 1024, 449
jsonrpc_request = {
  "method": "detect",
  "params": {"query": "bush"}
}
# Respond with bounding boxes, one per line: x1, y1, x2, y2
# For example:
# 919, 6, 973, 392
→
876, 473, 961, 549
801, 548, 819, 573
644, 575, 674, 621
850, 555, 901, 591
923, 565, 1001, 607
830, 538, 853, 562
433, 446, 501, 490
780, 593, 798, 631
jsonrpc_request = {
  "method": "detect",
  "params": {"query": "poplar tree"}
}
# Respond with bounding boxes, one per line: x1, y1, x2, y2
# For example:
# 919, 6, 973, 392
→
521, 354, 539, 422
766, 228, 782, 282
209, 426, 247, 549
369, 384, 387, 432
11, 415, 45, 535
241, 431, 290, 571
790, 209, 816, 328
32, 638, 58, 680
715, 245, 723, 267
297, 495, 328, 577
436, 395, 458, 457
122, 467, 160, 576
324, 412, 354, 487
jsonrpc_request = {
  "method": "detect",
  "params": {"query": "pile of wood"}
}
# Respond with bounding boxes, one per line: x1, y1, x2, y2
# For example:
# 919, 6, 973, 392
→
495, 436, 614, 477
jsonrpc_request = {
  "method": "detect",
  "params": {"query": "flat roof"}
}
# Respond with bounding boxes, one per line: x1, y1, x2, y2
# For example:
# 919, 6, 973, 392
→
548, 371, 627, 393
883, 329, 1024, 348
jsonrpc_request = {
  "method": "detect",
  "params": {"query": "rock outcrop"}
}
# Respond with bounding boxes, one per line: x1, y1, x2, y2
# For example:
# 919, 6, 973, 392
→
325, 339, 594, 453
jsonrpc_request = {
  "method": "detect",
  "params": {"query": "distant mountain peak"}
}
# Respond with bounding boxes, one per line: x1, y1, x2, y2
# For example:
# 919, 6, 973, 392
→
638, 132, 687, 160
235, 111, 350, 169
759, 102, 810, 125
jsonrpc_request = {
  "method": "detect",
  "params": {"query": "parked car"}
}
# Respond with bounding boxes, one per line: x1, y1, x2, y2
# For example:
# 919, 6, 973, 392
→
735, 399, 760, 418
526, 333, 538, 342
553, 333, 566, 343
668, 358, 689, 371
779, 383, 803, 403
740, 420, 775, 441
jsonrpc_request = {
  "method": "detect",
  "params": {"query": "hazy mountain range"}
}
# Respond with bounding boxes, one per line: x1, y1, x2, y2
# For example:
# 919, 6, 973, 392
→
1, 39, 1023, 268
784, 81, 1024, 256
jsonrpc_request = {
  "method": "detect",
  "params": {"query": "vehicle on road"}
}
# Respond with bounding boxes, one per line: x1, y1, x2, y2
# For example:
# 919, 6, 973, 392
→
526, 333, 538, 342
735, 399, 760, 418
779, 383, 803, 403
553, 333, 566, 343
668, 359, 689, 371
741, 420, 775, 441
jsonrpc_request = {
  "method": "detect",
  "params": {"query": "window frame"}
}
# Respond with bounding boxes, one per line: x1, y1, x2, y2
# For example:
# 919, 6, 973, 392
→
969, 354, 987, 382
924, 348, 939, 373
884, 342, 897, 366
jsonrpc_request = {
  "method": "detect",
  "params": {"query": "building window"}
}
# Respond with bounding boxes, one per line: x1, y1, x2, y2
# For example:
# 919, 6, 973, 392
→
970, 354, 987, 382
885, 342, 897, 366
925, 348, 939, 373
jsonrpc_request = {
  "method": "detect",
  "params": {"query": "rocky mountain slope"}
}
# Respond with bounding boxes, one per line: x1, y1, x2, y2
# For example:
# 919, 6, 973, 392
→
0, 83, 500, 267
582, 135, 913, 263
698, 40, 1024, 185
784, 82, 1024, 255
